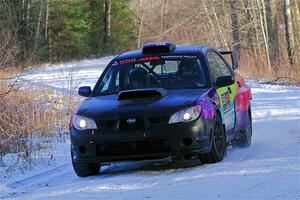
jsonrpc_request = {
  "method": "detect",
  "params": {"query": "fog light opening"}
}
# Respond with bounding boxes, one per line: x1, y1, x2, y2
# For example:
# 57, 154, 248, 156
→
182, 137, 193, 146
79, 145, 87, 154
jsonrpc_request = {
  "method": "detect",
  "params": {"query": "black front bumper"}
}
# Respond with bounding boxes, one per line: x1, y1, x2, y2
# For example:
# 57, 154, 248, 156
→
70, 118, 213, 163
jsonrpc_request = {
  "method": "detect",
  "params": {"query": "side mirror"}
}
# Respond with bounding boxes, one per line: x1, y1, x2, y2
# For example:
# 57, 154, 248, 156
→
78, 86, 91, 97
216, 76, 235, 87
220, 51, 239, 70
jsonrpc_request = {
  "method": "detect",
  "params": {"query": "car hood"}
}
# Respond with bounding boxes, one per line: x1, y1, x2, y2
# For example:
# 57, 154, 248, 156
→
76, 88, 209, 120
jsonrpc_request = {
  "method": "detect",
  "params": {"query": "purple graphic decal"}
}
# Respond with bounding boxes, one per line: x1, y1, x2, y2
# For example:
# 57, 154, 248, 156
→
195, 88, 219, 120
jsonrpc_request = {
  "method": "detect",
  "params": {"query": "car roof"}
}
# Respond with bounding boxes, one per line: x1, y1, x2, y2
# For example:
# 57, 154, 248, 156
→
116, 45, 214, 59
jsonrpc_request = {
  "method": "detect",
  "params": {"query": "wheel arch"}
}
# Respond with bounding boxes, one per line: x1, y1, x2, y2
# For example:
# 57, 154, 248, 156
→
248, 105, 252, 116
215, 109, 226, 133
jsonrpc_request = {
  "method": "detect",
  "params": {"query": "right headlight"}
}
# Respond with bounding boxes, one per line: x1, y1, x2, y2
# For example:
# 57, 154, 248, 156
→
72, 115, 97, 130
168, 105, 201, 124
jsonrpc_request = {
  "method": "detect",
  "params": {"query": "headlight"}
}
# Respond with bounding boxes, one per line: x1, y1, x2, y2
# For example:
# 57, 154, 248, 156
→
169, 105, 201, 124
72, 115, 97, 130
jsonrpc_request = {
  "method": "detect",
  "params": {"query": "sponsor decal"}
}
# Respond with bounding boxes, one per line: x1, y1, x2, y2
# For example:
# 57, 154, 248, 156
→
119, 58, 137, 64
221, 92, 231, 113
117, 57, 161, 65
117, 55, 197, 65
155, 42, 167, 46
161, 55, 197, 59
138, 56, 160, 62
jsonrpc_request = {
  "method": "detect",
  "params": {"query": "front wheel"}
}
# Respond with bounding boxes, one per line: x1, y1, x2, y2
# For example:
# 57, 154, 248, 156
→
199, 114, 226, 164
71, 150, 101, 177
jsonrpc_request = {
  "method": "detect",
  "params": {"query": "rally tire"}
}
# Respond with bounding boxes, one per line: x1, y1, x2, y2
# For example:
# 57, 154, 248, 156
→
199, 114, 226, 164
71, 151, 100, 177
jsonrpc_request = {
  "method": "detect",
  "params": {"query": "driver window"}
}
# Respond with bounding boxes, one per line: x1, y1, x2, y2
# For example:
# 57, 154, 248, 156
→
212, 53, 232, 76
111, 70, 120, 93
207, 52, 222, 82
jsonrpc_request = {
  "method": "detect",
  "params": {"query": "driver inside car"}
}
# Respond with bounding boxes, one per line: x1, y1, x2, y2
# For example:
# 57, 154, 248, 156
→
129, 67, 150, 89
178, 59, 202, 87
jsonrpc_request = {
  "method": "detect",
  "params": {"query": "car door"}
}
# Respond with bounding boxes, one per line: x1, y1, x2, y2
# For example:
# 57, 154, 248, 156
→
207, 51, 237, 134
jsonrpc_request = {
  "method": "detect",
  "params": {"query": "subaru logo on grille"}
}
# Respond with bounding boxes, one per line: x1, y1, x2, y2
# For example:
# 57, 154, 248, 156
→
126, 118, 136, 124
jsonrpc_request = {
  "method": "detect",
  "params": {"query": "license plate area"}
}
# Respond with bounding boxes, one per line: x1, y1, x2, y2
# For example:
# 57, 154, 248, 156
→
96, 139, 170, 156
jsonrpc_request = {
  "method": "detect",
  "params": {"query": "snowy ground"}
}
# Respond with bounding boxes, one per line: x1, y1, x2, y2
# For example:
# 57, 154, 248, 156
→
19, 56, 114, 93
1, 57, 300, 199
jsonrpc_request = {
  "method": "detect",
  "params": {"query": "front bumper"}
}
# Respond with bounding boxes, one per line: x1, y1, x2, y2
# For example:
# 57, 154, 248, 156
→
70, 118, 213, 163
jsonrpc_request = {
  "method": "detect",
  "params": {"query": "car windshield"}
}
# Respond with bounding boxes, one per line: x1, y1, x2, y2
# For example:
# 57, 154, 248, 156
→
93, 55, 207, 96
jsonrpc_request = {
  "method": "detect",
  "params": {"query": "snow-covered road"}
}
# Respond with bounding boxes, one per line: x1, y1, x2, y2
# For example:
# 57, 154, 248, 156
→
1, 57, 300, 199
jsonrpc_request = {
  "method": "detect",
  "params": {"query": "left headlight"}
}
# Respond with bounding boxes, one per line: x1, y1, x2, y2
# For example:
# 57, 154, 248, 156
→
72, 115, 97, 130
169, 105, 201, 124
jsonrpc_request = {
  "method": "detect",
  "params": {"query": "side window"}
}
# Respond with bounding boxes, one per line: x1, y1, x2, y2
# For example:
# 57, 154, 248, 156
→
207, 52, 222, 82
99, 68, 113, 94
111, 70, 120, 93
212, 53, 232, 76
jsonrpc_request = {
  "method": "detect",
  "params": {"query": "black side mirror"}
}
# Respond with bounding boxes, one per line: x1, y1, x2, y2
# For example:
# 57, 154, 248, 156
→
78, 86, 91, 97
219, 51, 239, 70
216, 76, 235, 87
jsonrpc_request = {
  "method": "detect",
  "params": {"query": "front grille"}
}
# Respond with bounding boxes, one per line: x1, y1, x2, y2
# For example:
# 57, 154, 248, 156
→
96, 139, 171, 156
148, 116, 169, 125
96, 115, 169, 131
118, 117, 144, 131
97, 120, 115, 129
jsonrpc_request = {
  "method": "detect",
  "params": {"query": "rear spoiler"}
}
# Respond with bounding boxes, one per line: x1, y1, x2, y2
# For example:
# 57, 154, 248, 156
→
220, 51, 239, 70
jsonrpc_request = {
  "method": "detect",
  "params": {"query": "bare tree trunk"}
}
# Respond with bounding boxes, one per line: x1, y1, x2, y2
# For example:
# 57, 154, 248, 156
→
256, 0, 271, 70
137, 0, 144, 49
34, 1, 43, 50
164, 0, 168, 15
242, 0, 255, 53
27, 0, 30, 23
48, 0, 52, 62
45, 0, 49, 41
212, 6, 229, 50
265, 0, 279, 69
283, 0, 295, 65
202, 0, 218, 47
262, 0, 268, 44
221, 0, 231, 47
103, 0, 111, 50
249, 0, 262, 56
230, 0, 240, 54
160, 0, 164, 35
20, 0, 29, 60
292, 0, 300, 38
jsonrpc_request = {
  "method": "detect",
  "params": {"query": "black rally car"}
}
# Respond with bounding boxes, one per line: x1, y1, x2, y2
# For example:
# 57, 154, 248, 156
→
70, 42, 252, 177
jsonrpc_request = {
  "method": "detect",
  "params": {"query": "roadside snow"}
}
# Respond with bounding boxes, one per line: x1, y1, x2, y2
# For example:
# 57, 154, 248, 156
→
248, 81, 300, 121
19, 56, 114, 93
1, 57, 299, 200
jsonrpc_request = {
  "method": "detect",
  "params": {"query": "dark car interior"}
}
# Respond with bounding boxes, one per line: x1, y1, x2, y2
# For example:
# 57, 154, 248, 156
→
94, 57, 207, 96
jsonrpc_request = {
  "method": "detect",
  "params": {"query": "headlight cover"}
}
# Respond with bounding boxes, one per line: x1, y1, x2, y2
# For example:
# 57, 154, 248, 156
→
169, 105, 201, 124
72, 115, 97, 130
